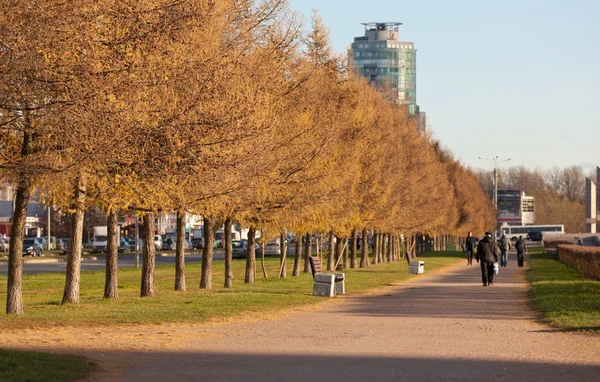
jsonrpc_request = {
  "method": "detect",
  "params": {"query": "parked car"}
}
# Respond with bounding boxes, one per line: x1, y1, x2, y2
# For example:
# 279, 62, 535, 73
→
127, 238, 144, 252
263, 241, 281, 256
0, 237, 9, 252
118, 238, 129, 253
153, 235, 162, 251
191, 237, 204, 250
232, 239, 261, 258
527, 231, 543, 242
162, 237, 176, 251
22, 238, 42, 257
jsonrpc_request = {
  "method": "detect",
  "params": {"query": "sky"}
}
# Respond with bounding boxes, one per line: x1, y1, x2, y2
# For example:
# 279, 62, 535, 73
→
288, 0, 600, 172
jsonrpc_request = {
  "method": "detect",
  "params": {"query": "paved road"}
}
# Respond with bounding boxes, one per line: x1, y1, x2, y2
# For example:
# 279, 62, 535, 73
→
0, 253, 209, 276
4, 250, 598, 381
109, 252, 599, 382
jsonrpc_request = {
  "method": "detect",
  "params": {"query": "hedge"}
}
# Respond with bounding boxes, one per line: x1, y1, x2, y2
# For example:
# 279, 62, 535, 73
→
557, 244, 600, 281
544, 240, 573, 249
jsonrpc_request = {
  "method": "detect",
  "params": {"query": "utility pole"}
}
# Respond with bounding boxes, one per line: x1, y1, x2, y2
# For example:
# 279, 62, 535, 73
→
479, 156, 511, 238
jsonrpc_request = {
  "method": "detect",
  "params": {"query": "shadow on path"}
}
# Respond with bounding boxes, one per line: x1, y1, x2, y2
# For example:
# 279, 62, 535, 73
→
110, 351, 600, 382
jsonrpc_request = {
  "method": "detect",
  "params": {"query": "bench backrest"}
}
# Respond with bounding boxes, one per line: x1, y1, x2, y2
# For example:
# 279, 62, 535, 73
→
308, 256, 322, 277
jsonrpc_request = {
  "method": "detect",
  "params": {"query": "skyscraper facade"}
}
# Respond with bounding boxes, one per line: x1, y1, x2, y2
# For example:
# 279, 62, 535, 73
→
350, 22, 418, 114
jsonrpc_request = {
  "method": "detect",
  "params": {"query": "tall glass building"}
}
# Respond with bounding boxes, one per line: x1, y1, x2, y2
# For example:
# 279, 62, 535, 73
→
350, 22, 418, 115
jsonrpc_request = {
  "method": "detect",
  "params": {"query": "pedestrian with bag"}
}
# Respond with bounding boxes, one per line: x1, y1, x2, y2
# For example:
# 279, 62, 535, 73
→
476, 232, 499, 287
515, 236, 527, 267
465, 232, 476, 266
499, 234, 511, 267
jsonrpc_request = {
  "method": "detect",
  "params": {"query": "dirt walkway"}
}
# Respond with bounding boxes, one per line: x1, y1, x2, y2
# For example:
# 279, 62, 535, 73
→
3, 255, 600, 381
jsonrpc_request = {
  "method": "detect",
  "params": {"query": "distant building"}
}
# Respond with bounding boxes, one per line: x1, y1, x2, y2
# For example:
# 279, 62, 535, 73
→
585, 166, 600, 233
350, 22, 420, 115
495, 190, 535, 226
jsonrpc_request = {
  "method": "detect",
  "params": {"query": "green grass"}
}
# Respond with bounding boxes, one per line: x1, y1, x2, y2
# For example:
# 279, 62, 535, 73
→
0, 349, 96, 382
0, 251, 463, 328
527, 252, 600, 332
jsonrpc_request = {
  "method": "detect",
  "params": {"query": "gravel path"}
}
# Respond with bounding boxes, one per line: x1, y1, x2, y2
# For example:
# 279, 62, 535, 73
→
3, 255, 599, 381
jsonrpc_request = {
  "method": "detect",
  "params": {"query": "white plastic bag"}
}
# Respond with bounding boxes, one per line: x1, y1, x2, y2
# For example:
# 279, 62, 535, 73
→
493, 262, 499, 275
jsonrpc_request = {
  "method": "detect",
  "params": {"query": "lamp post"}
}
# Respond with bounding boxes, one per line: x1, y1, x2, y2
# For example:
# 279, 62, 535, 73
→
479, 156, 511, 237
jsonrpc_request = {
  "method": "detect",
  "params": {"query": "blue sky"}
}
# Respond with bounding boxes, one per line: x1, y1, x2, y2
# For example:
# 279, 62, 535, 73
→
288, 0, 600, 172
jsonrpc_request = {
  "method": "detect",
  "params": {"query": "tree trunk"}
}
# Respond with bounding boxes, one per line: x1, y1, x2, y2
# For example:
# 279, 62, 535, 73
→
244, 226, 256, 283
380, 233, 386, 263
279, 233, 287, 278
140, 212, 156, 297
223, 216, 233, 288
360, 229, 369, 268
334, 235, 342, 270
261, 240, 267, 278
350, 228, 357, 268
387, 233, 392, 262
342, 238, 348, 269
292, 232, 301, 276
380, 233, 385, 263
372, 231, 379, 265
175, 211, 186, 291
200, 215, 215, 289
62, 176, 86, 304
104, 210, 119, 299
327, 232, 335, 271
6, 178, 31, 314
303, 233, 311, 273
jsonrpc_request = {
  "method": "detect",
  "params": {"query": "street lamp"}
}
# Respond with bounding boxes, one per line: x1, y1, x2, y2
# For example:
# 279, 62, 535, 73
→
479, 156, 511, 235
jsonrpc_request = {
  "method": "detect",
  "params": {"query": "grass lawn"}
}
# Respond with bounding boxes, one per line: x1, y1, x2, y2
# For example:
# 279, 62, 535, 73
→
0, 251, 463, 328
0, 349, 96, 382
527, 252, 600, 332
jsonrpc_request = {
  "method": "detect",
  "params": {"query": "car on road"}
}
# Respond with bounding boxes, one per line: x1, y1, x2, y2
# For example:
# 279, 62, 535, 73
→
154, 235, 162, 251
22, 238, 42, 257
127, 238, 144, 252
527, 231, 543, 242
232, 239, 261, 258
162, 237, 176, 251
263, 241, 281, 256
0, 237, 9, 252
191, 237, 204, 249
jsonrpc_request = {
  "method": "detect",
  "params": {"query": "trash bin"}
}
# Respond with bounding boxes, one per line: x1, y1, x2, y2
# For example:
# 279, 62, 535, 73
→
408, 261, 424, 275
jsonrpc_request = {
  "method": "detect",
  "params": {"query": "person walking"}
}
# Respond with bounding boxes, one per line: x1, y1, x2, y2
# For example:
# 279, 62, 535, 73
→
476, 232, 499, 286
515, 235, 527, 268
465, 232, 476, 266
499, 234, 511, 267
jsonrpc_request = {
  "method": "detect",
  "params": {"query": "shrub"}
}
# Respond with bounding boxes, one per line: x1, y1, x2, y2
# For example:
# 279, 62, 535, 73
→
544, 240, 572, 249
557, 244, 600, 281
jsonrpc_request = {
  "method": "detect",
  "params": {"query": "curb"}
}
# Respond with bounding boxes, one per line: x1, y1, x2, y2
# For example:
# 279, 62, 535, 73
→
0, 256, 99, 265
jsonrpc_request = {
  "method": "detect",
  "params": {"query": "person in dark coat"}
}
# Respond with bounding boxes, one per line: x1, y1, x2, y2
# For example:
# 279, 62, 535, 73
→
465, 232, 476, 266
476, 232, 499, 286
515, 236, 527, 267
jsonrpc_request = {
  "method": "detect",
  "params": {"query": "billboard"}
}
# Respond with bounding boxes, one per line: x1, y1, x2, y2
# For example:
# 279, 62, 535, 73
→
496, 190, 522, 225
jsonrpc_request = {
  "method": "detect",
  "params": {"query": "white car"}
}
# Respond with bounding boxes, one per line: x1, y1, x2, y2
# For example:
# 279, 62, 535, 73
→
154, 235, 162, 251
0, 238, 9, 252
263, 241, 281, 256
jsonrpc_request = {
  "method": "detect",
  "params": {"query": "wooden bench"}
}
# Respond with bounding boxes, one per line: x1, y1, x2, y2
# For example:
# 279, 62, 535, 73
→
308, 256, 345, 297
